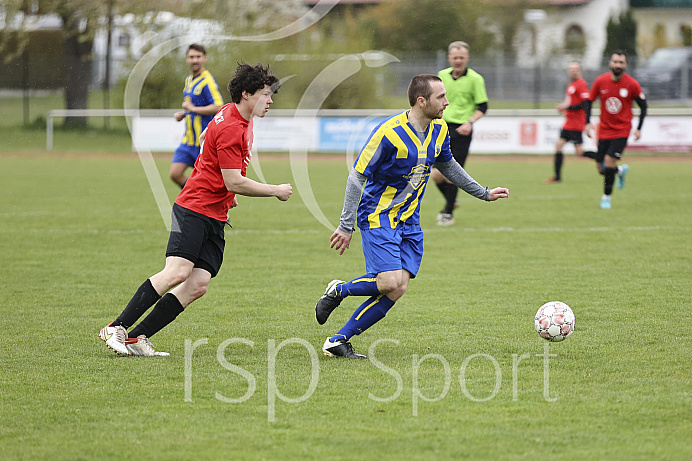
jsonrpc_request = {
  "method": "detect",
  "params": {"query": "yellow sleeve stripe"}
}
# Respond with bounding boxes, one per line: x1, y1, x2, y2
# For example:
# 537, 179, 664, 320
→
367, 185, 397, 229
355, 112, 406, 173
355, 136, 381, 173
202, 71, 224, 105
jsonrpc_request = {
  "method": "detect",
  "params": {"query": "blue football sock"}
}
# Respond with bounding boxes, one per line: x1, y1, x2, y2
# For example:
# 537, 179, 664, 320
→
337, 274, 379, 298
330, 294, 396, 341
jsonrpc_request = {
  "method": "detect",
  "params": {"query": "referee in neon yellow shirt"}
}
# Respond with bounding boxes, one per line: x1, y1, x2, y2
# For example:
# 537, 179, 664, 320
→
431, 41, 488, 226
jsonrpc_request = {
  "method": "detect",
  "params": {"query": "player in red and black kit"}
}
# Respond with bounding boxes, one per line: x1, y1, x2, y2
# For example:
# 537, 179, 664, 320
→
99, 63, 293, 357
545, 61, 591, 183
585, 50, 647, 209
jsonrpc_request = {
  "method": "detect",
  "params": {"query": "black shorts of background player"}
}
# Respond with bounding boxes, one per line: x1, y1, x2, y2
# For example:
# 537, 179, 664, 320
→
546, 130, 588, 183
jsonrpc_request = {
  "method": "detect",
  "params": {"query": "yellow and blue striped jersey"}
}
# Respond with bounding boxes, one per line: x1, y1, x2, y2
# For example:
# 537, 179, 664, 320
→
181, 69, 223, 147
354, 111, 453, 230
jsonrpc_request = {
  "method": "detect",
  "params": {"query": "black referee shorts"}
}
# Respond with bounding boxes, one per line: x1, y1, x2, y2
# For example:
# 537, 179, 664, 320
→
166, 203, 225, 277
447, 123, 473, 168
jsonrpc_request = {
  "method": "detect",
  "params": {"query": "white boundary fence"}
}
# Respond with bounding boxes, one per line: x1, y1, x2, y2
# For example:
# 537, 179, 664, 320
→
47, 108, 692, 153
46, 109, 173, 151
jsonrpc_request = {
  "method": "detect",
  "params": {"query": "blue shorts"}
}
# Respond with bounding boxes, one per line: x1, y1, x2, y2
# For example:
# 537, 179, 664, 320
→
360, 221, 424, 278
172, 144, 200, 167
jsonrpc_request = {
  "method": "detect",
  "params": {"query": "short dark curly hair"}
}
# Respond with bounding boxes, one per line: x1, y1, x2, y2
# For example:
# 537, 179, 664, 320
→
227, 62, 280, 103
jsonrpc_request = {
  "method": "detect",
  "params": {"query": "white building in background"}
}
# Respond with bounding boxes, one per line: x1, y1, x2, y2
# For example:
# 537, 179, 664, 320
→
302, 0, 692, 69
92, 12, 226, 87
512, 0, 692, 69
514, 0, 629, 69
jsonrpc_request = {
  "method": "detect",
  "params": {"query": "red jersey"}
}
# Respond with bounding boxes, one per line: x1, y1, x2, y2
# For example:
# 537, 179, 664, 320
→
589, 72, 644, 140
175, 103, 251, 221
563, 77, 590, 131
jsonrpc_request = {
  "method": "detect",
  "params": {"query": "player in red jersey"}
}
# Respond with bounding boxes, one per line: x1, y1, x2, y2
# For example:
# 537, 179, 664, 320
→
545, 61, 592, 183
99, 63, 293, 356
584, 50, 647, 209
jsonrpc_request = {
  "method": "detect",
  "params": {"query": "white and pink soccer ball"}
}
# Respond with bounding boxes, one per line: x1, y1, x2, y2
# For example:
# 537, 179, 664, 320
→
535, 301, 575, 342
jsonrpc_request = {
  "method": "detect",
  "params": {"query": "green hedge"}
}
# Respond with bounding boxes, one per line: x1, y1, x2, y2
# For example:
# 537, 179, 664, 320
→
0, 30, 64, 89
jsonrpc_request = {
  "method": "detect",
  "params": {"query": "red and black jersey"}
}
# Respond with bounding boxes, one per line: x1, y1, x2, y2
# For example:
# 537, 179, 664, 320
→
563, 77, 589, 132
589, 73, 644, 140
175, 103, 251, 222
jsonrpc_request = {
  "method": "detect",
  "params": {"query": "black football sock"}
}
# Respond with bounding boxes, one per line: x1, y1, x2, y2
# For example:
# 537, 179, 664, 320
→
435, 180, 447, 201
554, 152, 564, 180
128, 293, 185, 338
442, 183, 458, 214
583, 150, 597, 160
112, 279, 162, 329
604, 167, 617, 195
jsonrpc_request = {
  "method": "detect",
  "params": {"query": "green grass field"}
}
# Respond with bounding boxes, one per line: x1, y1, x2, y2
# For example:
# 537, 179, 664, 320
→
1, 152, 690, 460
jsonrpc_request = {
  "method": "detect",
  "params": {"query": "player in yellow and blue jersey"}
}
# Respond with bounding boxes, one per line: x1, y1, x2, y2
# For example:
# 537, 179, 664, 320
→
314, 74, 509, 359
171, 44, 224, 188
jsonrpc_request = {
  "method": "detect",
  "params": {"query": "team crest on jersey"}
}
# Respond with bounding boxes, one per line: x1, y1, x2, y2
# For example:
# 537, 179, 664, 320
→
435, 144, 442, 156
605, 97, 622, 114
404, 164, 430, 190
619, 88, 628, 98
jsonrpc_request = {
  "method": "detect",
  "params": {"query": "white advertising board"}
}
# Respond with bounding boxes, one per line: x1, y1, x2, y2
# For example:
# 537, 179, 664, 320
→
131, 115, 692, 154
131, 116, 182, 152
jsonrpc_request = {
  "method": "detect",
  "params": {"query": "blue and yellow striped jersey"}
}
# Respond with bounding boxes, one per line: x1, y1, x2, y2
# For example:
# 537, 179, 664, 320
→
181, 69, 224, 147
354, 111, 453, 230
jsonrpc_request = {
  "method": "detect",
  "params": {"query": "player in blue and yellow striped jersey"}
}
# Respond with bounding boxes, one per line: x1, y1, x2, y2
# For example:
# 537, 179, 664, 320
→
314, 74, 509, 359
171, 44, 224, 188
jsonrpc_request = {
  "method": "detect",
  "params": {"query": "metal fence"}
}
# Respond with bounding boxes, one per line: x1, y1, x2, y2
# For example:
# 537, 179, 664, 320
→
387, 52, 644, 105
3, 51, 690, 116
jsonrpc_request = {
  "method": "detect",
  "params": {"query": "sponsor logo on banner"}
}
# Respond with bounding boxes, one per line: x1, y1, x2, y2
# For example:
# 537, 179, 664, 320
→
520, 121, 538, 146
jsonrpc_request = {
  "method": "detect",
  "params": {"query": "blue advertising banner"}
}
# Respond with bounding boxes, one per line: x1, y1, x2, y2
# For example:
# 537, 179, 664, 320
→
318, 116, 388, 152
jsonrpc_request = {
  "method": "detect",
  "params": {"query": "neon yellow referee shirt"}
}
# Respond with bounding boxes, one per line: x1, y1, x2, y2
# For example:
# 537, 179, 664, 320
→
438, 67, 488, 125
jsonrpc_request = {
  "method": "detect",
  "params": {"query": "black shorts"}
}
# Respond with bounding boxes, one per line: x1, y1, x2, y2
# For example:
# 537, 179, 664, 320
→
447, 123, 473, 167
166, 203, 226, 277
559, 129, 583, 145
596, 138, 628, 163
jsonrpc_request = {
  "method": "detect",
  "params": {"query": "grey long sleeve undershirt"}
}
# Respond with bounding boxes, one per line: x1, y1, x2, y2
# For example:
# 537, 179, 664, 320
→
337, 168, 366, 234
435, 159, 489, 201
337, 161, 489, 234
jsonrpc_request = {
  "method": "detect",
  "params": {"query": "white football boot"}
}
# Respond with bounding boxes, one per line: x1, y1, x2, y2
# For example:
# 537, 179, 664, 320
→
99, 323, 130, 356
125, 335, 170, 357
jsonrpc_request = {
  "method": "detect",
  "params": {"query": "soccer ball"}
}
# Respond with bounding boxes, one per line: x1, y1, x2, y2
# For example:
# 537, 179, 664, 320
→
534, 301, 575, 342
